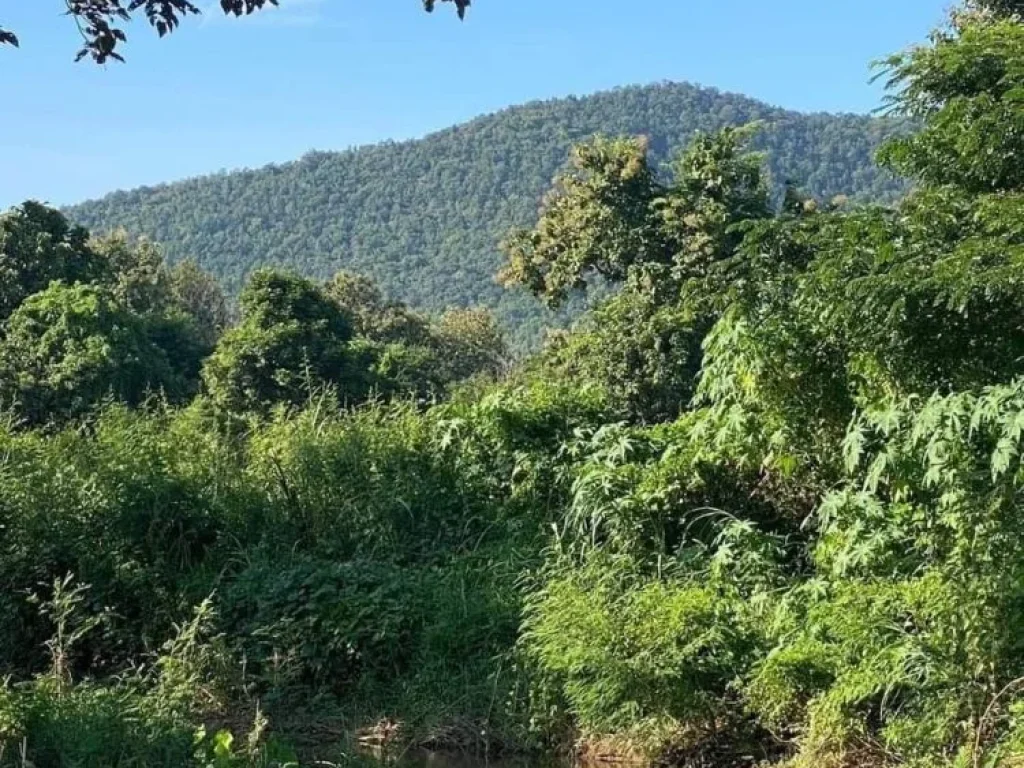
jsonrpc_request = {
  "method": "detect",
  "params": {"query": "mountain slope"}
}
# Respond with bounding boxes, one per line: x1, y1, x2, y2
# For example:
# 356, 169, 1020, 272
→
66, 81, 907, 348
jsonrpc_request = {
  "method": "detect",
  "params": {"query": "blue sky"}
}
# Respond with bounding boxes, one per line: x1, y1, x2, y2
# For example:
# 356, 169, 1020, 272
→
0, 0, 948, 209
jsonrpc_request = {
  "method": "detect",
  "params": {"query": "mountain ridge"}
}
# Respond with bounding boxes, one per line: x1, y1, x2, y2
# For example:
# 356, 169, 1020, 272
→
65, 80, 908, 348
90, 80, 877, 199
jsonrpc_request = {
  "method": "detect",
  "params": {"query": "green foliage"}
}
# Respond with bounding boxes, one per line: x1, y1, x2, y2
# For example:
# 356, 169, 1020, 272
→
0, 208, 503, 423
325, 270, 432, 346
326, 270, 509, 396
0, 680, 196, 768
203, 267, 505, 414
534, 293, 705, 424
202, 269, 354, 414
92, 230, 173, 316
507, 6, 1024, 765
0, 371, 605, 761
65, 82, 909, 350
523, 554, 751, 737
878, 19, 1024, 193
500, 135, 663, 305
506, 127, 769, 424
0, 208, 225, 426
433, 307, 508, 381
0, 201, 109, 322
0, 282, 196, 424
168, 258, 232, 348
7, 5, 1024, 767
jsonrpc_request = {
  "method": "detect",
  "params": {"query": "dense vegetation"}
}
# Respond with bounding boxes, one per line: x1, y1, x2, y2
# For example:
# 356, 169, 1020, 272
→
0, 206, 506, 430
5, 3, 1024, 766
66, 82, 909, 350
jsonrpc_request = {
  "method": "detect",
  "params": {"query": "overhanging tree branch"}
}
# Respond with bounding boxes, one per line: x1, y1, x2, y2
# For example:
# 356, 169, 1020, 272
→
2, 0, 470, 63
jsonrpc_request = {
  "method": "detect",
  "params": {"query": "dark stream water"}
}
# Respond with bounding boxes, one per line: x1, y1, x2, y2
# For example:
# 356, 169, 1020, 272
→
352, 748, 571, 768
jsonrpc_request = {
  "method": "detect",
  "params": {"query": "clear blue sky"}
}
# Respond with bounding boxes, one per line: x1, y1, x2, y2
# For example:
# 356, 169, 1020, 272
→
0, 0, 948, 209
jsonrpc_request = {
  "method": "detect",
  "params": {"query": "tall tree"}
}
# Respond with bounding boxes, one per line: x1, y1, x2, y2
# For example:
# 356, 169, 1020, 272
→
499, 127, 770, 309
168, 258, 232, 348
0, 202, 110, 322
91, 230, 173, 316
202, 269, 354, 414
325, 270, 431, 346
501, 128, 771, 422
0, 283, 191, 424
433, 306, 508, 381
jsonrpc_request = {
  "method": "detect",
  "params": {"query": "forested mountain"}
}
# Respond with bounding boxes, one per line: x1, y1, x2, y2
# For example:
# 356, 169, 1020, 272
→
10, 5, 1024, 767
66, 81, 906, 348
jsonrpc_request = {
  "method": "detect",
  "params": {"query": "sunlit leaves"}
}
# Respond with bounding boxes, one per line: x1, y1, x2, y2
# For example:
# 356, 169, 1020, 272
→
499, 136, 663, 307
519, 8, 1024, 763
500, 128, 771, 310
879, 21, 1024, 192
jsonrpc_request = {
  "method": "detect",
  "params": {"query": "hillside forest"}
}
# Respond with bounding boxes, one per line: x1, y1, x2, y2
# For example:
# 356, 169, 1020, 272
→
4, 2, 1024, 767
66, 82, 909, 350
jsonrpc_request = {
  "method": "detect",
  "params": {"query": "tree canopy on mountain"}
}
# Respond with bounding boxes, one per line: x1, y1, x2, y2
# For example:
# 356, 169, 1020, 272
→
10, 5, 1024, 766
66, 81, 911, 351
